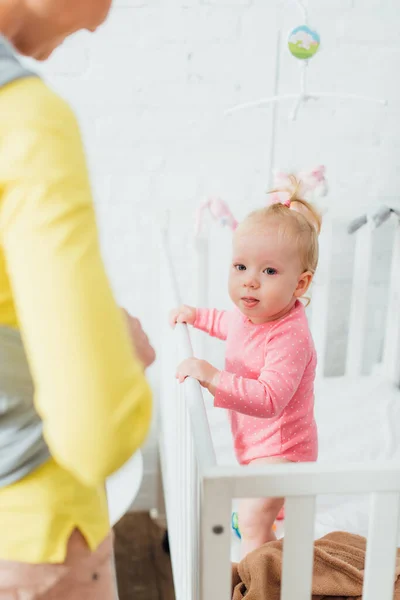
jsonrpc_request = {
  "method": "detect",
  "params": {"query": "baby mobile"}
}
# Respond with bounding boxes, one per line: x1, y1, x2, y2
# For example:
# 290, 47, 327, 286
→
225, 0, 387, 122
196, 0, 387, 236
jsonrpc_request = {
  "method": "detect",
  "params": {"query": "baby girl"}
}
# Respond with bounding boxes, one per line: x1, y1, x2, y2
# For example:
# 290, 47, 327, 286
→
170, 177, 321, 557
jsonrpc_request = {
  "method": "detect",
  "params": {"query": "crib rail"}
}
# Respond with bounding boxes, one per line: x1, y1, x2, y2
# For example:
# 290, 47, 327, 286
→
200, 463, 400, 600
160, 227, 216, 473
160, 227, 216, 600
160, 226, 400, 600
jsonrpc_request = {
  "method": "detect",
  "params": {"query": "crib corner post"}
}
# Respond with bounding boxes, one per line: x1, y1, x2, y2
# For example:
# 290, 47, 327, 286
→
345, 221, 374, 378
200, 475, 232, 600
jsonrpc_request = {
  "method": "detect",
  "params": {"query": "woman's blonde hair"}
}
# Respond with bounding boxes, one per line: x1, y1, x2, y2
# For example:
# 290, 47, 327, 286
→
239, 175, 322, 275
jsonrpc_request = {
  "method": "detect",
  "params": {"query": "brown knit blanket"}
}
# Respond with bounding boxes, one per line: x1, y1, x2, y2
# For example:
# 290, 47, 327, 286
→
232, 531, 400, 599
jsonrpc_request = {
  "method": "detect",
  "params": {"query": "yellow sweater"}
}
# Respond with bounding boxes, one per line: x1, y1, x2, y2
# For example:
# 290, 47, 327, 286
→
0, 76, 152, 563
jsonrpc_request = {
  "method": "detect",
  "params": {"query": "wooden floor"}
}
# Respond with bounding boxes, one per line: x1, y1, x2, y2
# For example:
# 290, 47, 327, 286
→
114, 512, 175, 600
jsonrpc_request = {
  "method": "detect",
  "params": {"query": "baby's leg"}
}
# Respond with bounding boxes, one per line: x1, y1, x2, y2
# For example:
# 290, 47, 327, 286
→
238, 457, 290, 558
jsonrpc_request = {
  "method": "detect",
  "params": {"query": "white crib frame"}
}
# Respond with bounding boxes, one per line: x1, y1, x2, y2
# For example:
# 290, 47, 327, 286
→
159, 216, 400, 600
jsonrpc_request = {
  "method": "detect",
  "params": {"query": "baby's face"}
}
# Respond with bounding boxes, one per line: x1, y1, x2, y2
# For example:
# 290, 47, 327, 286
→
228, 222, 311, 324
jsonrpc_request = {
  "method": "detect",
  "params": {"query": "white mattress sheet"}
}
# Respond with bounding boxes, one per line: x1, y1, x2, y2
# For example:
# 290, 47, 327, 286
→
203, 374, 400, 558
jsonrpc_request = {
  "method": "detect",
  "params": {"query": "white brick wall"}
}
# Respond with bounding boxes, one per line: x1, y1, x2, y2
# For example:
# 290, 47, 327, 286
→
25, 0, 400, 510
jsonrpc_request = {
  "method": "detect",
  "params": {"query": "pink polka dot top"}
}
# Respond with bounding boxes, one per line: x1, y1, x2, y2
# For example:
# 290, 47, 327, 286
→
194, 300, 318, 465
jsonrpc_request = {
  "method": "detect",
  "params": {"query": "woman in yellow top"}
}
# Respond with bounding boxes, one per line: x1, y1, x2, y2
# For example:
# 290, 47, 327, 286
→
0, 0, 154, 598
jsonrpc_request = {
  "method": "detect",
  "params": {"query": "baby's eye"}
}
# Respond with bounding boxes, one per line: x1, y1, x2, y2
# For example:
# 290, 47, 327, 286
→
234, 264, 246, 271
264, 267, 277, 275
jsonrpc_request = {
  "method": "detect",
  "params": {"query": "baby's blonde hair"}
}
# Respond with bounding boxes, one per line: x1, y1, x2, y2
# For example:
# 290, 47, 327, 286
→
238, 175, 322, 275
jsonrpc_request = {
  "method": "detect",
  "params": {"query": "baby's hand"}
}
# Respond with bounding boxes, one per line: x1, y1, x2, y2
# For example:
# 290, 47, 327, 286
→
176, 358, 220, 395
169, 305, 197, 328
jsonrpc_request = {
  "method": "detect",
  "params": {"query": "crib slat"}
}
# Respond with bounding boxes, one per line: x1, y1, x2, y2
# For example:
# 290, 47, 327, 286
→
281, 496, 316, 600
181, 382, 190, 600
383, 224, 400, 386
183, 384, 198, 600
363, 492, 400, 600
176, 380, 185, 597
194, 236, 209, 308
310, 217, 333, 380
346, 223, 373, 378
160, 324, 181, 589
194, 236, 209, 359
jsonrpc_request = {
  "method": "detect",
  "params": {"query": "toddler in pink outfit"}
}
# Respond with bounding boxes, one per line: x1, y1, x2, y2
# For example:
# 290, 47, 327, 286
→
171, 177, 320, 557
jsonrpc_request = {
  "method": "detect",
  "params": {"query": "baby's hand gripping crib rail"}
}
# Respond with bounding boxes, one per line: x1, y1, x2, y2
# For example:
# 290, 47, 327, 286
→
159, 226, 400, 600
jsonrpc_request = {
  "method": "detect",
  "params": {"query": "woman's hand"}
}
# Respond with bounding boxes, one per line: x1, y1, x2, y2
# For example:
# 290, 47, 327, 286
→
169, 305, 197, 328
122, 309, 156, 369
176, 358, 220, 395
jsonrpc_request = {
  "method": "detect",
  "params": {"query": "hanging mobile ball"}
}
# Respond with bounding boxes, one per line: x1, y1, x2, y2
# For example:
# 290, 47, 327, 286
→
288, 25, 320, 60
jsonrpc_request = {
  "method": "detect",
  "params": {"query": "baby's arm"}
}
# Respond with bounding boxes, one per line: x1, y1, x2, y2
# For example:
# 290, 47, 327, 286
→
214, 328, 312, 418
193, 308, 231, 340
170, 305, 230, 341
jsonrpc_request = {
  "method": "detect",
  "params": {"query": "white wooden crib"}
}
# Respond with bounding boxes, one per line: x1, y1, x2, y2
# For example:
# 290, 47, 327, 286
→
158, 213, 400, 600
